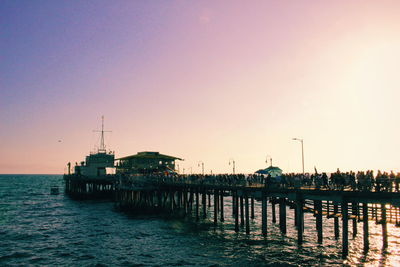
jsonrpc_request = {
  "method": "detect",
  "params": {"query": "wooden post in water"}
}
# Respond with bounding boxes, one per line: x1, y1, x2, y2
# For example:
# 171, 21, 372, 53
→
296, 193, 304, 244
170, 191, 174, 212
240, 195, 244, 227
251, 197, 255, 219
279, 198, 287, 234
232, 193, 236, 218
157, 191, 162, 210
183, 189, 187, 215
382, 203, 388, 248
363, 202, 369, 252
334, 204, 339, 240
316, 200, 323, 244
214, 189, 218, 226
272, 198, 276, 223
195, 189, 200, 221
189, 190, 194, 212
245, 193, 250, 234
177, 191, 182, 210
262, 192, 267, 235
220, 190, 224, 222
234, 191, 239, 232
202, 191, 207, 219
326, 200, 330, 216
342, 201, 349, 258
352, 202, 357, 238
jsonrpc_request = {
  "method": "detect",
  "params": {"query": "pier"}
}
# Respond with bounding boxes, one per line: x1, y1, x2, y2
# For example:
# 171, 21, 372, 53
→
64, 173, 400, 258
64, 174, 115, 199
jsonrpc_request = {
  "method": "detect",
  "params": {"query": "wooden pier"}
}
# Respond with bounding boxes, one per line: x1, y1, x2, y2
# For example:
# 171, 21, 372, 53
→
64, 174, 115, 199
64, 174, 400, 258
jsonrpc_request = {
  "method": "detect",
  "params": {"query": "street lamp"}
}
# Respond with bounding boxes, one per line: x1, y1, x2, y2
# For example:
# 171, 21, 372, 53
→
229, 158, 236, 174
198, 161, 204, 175
266, 155, 272, 167
292, 138, 304, 174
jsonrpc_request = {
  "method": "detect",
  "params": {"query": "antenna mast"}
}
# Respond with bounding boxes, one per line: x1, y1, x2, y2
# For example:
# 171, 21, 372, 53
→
93, 116, 111, 153
100, 115, 105, 152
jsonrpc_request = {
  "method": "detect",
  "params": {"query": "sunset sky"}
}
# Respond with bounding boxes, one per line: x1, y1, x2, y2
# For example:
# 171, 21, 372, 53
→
1, 1, 399, 174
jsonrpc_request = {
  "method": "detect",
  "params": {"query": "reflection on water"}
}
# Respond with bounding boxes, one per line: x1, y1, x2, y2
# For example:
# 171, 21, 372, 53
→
0, 175, 399, 266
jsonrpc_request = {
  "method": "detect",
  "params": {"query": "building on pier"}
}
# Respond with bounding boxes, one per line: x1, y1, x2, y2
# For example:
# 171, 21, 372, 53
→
115, 152, 182, 175
71, 116, 115, 178
74, 151, 115, 177
64, 116, 115, 199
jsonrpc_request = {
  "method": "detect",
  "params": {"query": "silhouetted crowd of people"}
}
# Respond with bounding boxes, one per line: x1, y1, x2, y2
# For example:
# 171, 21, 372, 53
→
118, 169, 400, 193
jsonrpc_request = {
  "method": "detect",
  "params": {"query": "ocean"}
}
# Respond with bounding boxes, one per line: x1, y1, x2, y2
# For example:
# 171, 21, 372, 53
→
1, 175, 399, 266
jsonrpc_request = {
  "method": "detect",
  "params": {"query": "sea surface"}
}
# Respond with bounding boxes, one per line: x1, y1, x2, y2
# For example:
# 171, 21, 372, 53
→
1, 175, 399, 266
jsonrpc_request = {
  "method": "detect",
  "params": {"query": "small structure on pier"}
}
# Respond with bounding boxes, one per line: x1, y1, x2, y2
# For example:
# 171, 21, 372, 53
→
116, 152, 182, 175
72, 116, 115, 177
64, 116, 116, 199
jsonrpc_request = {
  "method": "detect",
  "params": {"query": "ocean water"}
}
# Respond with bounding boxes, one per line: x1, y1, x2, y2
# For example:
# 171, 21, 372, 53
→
1, 175, 399, 266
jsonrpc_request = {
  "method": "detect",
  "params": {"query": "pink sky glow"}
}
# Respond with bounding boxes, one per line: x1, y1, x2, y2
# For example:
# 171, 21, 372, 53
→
1, 1, 399, 174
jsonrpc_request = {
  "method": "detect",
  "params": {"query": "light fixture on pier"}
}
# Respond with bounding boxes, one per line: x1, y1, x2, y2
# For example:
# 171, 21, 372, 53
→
198, 161, 204, 175
229, 158, 235, 174
292, 138, 304, 174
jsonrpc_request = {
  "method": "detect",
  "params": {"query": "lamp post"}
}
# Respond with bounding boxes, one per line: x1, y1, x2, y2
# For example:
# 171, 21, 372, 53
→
229, 159, 236, 174
292, 138, 304, 174
198, 161, 204, 175
266, 155, 272, 167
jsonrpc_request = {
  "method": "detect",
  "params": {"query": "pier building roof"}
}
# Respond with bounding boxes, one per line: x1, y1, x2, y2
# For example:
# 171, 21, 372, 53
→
116, 152, 182, 161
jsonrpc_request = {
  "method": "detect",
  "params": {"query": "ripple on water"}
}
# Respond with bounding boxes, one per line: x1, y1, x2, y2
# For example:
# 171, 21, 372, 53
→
1, 175, 400, 267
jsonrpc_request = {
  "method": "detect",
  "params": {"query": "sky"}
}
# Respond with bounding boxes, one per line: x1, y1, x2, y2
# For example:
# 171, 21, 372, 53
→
1, 0, 400, 174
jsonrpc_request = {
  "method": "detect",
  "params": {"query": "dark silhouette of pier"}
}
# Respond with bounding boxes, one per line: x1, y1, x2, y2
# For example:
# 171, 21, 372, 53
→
64, 173, 400, 258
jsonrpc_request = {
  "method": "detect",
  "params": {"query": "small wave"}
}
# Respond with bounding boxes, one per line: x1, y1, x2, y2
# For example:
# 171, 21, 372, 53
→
138, 253, 154, 258
163, 259, 195, 266
0, 251, 32, 261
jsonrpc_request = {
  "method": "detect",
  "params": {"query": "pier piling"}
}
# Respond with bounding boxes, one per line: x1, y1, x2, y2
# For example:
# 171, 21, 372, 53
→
262, 192, 267, 235
342, 201, 349, 258
363, 203, 369, 251
245, 194, 250, 234
279, 198, 287, 234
